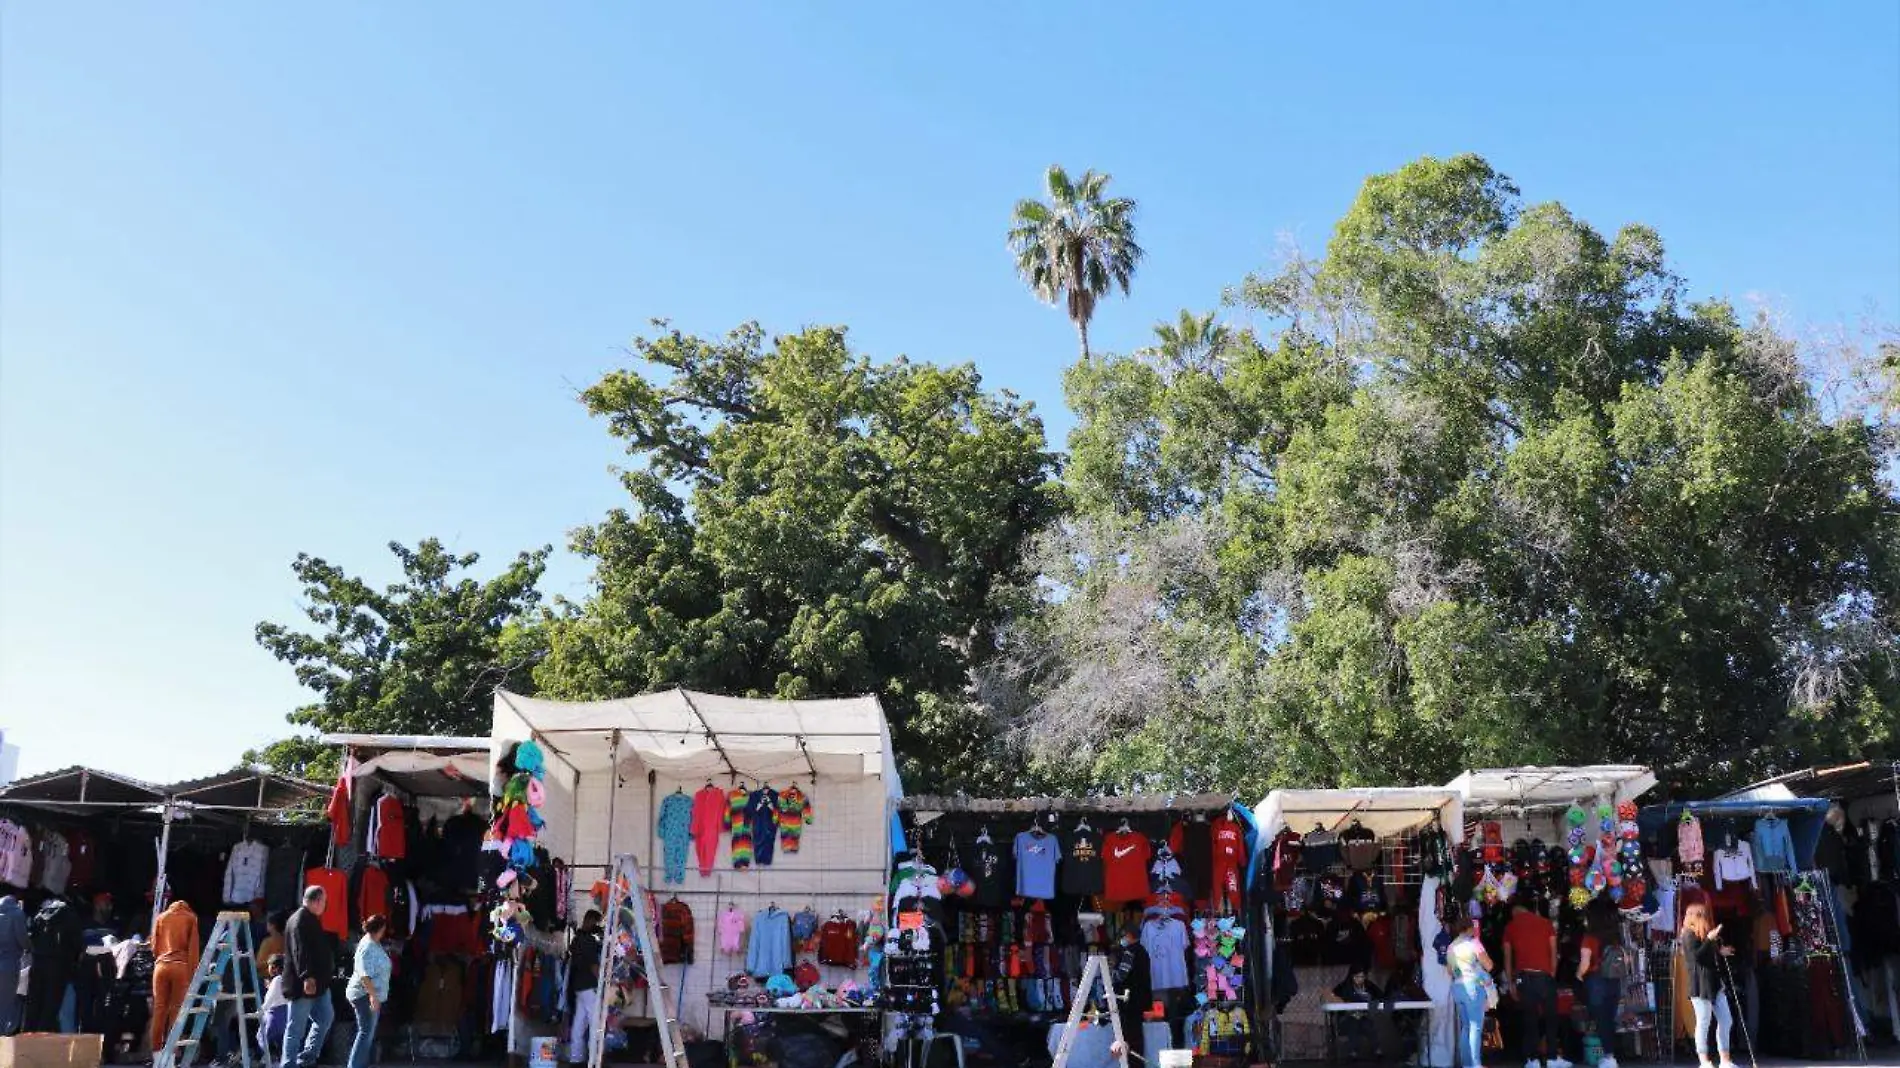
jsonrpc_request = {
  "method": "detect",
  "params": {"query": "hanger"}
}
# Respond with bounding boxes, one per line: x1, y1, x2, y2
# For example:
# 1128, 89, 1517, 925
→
673, 784, 685, 795
975, 825, 992, 845
1075, 816, 1092, 833
1117, 817, 1133, 834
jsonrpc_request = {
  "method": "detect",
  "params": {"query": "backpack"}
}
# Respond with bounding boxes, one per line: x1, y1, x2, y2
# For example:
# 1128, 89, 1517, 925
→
1598, 943, 1632, 981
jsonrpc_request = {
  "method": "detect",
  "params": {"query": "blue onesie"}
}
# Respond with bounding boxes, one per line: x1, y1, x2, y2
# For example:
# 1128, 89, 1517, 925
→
747, 787, 782, 866
657, 791, 694, 883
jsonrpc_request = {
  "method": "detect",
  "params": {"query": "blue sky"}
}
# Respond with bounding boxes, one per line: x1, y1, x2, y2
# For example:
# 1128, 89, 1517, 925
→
2, 4, 1896, 783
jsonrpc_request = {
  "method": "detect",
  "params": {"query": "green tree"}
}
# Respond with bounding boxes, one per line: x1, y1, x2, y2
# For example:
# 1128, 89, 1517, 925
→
535, 321, 1061, 790
251, 538, 549, 778
1008, 165, 1143, 360
1151, 309, 1230, 368
1003, 154, 1899, 796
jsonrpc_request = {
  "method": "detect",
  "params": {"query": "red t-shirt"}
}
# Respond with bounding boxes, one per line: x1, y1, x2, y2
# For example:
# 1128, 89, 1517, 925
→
1101, 830, 1152, 903
1209, 815, 1247, 905
1504, 912, 1556, 974
818, 919, 858, 967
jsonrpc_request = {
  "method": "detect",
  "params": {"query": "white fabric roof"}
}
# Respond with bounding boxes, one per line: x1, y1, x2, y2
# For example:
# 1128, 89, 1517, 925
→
1444, 765, 1656, 811
1255, 788, 1465, 845
493, 689, 902, 789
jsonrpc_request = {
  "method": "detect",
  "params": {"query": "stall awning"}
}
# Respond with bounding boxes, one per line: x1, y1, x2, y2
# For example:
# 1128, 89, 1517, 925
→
320, 734, 492, 798
1726, 761, 1900, 805
494, 688, 901, 788
1255, 788, 1465, 844
164, 770, 326, 811
0, 766, 169, 811
1445, 765, 1656, 812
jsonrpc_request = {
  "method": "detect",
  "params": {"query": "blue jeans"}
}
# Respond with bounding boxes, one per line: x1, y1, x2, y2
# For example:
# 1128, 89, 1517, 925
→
1690, 995, 1731, 1059
282, 995, 334, 1068
347, 995, 378, 1068
1452, 981, 1488, 1068
1584, 975, 1620, 1052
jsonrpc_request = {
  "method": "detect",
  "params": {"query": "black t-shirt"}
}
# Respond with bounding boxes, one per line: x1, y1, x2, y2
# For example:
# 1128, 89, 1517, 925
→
1286, 913, 1328, 967
969, 838, 1013, 908
1178, 820, 1212, 901
1324, 915, 1373, 971
1062, 828, 1105, 896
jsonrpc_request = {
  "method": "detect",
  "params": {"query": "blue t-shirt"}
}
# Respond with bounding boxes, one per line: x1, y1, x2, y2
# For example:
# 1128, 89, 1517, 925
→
1014, 830, 1060, 899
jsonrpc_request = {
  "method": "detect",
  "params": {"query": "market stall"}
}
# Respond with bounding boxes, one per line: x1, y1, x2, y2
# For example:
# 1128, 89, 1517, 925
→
1726, 761, 1900, 1048
1252, 787, 1464, 1066
489, 688, 902, 1061
1446, 766, 1659, 1067
315, 733, 505, 1062
894, 793, 1257, 1066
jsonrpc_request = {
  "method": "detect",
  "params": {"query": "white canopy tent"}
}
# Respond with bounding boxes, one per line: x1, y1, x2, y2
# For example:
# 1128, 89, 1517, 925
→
1444, 765, 1656, 814
490, 688, 904, 1037
1254, 787, 1466, 845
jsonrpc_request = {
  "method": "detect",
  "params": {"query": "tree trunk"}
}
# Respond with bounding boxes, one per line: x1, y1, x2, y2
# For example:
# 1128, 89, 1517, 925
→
1077, 316, 1091, 362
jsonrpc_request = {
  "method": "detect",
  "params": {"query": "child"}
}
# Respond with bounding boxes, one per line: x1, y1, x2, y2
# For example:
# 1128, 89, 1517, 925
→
258, 954, 289, 1062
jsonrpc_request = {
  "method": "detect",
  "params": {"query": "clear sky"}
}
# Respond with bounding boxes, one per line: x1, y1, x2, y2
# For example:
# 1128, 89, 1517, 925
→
2, 4, 1896, 783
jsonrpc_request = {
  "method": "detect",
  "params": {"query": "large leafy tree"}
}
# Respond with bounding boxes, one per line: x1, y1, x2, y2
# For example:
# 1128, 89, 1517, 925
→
535, 321, 1061, 790
998, 154, 1899, 796
251, 539, 549, 777
1009, 165, 1143, 360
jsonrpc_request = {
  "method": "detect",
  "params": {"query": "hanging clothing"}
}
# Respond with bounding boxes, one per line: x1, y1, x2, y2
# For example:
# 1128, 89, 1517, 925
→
717, 907, 747, 954
1013, 830, 1059, 900
1061, 826, 1105, 896
746, 787, 782, 866
36, 832, 70, 895
656, 792, 693, 884
303, 867, 351, 938
1102, 830, 1152, 903
1208, 814, 1246, 912
1713, 840, 1756, 888
776, 785, 813, 853
689, 785, 726, 876
818, 917, 858, 967
746, 908, 792, 978
0, 821, 32, 888
1753, 816, 1798, 873
326, 765, 353, 848
224, 840, 269, 905
658, 901, 694, 965
368, 794, 408, 860
1140, 915, 1189, 990
1678, 814, 1706, 869
723, 787, 753, 869
968, 836, 1012, 908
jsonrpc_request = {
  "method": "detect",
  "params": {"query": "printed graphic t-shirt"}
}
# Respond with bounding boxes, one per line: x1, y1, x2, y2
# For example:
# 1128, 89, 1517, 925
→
1014, 830, 1059, 899
1102, 830, 1153, 903
1061, 827, 1105, 896
969, 838, 1013, 908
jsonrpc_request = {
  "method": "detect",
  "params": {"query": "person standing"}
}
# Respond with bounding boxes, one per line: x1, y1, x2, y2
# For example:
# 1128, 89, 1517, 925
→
149, 899, 201, 1056
1108, 920, 1151, 1068
1504, 900, 1569, 1068
1576, 898, 1626, 1068
344, 916, 390, 1068
0, 894, 26, 1035
1446, 916, 1494, 1068
1679, 904, 1736, 1068
282, 886, 337, 1068
566, 910, 603, 1066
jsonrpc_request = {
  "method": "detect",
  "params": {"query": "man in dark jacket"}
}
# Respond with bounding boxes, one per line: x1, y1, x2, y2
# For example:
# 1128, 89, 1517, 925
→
1109, 923, 1152, 1067
565, 910, 603, 1066
281, 886, 336, 1068
0, 895, 25, 1035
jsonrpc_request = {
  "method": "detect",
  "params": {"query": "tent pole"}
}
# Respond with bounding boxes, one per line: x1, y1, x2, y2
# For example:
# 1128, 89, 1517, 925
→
154, 801, 174, 913
675, 690, 739, 780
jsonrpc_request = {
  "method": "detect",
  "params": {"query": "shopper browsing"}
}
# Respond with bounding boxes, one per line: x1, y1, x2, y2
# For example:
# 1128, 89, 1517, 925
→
1504, 899, 1569, 1068
345, 915, 391, 1068
281, 886, 336, 1068
1445, 916, 1494, 1068
1678, 904, 1737, 1068
258, 955, 289, 1062
566, 910, 604, 1066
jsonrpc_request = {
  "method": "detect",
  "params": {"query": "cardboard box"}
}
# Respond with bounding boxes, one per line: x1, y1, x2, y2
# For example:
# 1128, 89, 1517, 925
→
0, 1034, 103, 1068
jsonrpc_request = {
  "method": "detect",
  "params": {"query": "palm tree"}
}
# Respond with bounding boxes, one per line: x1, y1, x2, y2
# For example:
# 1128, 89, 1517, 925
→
1008, 164, 1143, 361
1152, 308, 1229, 369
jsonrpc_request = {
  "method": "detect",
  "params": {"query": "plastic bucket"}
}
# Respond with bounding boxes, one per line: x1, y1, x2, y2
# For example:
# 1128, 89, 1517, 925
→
1156, 1051, 1194, 1068
528, 1035, 560, 1068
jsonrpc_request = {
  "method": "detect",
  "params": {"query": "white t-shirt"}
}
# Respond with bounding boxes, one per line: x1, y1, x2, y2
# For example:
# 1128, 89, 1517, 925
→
1713, 842, 1755, 888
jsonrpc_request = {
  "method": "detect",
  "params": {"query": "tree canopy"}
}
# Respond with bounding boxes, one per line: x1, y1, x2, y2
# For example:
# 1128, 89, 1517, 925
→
250, 538, 548, 777
1009, 165, 1143, 360
991, 154, 1899, 796
531, 321, 1061, 791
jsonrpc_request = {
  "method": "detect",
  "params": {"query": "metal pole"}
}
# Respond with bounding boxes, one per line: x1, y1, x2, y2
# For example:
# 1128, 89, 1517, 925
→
153, 801, 174, 914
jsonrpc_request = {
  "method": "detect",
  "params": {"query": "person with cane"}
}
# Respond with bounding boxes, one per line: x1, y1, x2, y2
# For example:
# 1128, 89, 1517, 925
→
1678, 904, 1737, 1068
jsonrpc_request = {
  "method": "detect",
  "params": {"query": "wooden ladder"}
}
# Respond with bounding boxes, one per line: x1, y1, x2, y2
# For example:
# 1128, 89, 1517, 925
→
157, 911, 264, 1068
591, 853, 687, 1068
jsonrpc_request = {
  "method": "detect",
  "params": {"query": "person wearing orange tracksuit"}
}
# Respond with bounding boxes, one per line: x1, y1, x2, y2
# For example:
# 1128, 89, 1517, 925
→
150, 901, 201, 1054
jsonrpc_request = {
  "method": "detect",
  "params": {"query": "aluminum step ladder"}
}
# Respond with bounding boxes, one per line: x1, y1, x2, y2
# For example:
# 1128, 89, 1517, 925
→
157, 910, 264, 1068
1050, 952, 1130, 1068
590, 853, 686, 1068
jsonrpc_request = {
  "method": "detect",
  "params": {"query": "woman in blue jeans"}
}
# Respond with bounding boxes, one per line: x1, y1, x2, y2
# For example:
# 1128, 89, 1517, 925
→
344, 916, 391, 1068
1445, 915, 1495, 1067
1577, 899, 1625, 1068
